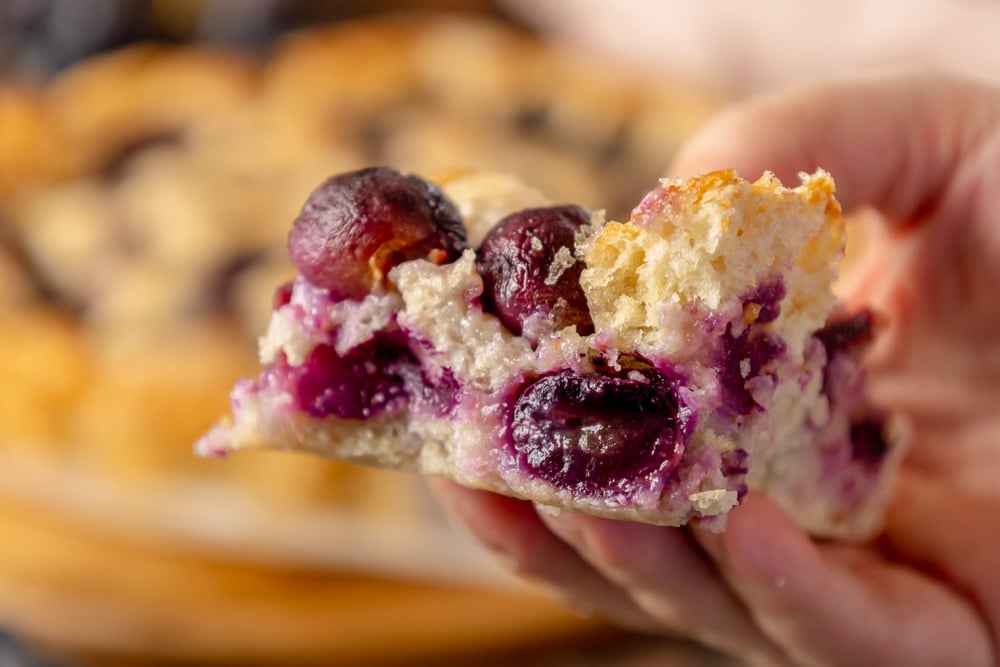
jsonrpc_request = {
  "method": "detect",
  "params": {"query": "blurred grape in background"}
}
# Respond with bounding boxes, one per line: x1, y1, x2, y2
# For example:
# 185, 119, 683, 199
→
0, 0, 500, 75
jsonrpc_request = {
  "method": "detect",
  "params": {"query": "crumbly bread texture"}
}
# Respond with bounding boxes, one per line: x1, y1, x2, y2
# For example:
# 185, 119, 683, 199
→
198, 169, 903, 539
584, 170, 842, 362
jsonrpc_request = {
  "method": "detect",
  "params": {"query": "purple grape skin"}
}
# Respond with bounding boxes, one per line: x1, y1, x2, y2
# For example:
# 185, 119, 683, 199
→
289, 336, 414, 420
508, 367, 686, 500
288, 332, 460, 421
476, 205, 594, 341
816, 308, 878, 358
849, 416, 890, 464
288, 167, 467, 301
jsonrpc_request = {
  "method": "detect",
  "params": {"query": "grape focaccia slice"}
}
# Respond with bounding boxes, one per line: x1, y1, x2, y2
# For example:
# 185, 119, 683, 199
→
197, 167, 903, 539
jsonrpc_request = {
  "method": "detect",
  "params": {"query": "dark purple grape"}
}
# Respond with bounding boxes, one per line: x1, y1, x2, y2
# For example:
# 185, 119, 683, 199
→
289, 334, 415, 420
508, 366, 687, 500
849, 416, 889, 464
289, 167, 467, 301
288, 332, 460, 421
476, 205, 594, 341
816, 308, 878, 358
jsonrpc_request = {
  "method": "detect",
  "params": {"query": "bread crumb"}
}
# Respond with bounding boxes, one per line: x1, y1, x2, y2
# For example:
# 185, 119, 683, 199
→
544, 245, 576, 285
689, 489, 739, 516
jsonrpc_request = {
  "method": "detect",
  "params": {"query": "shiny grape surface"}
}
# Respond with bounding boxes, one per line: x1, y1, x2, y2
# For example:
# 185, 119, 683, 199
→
289, 167, 467, 301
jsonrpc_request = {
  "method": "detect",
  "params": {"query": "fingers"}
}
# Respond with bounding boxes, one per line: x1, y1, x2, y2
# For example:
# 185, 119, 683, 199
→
428, 480, 662, 633
692, 492, 994, 667
537, 511, 790, 666
884, 469, 1000, 663
434, 480, 994, 666
669, 70, 1000, 222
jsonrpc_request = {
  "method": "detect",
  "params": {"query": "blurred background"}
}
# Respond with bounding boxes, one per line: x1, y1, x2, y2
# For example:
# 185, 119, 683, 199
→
1, 1, 997, 665
0, 1, 725, 665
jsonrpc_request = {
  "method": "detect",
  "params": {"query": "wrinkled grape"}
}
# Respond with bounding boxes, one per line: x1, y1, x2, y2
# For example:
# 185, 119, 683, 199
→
476, 205, 593, 342
508, 365, 686, 500
289, 167, 467, 301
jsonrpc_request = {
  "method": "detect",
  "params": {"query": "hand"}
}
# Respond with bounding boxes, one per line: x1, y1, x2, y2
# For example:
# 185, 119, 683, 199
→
432, 71, 1000, 666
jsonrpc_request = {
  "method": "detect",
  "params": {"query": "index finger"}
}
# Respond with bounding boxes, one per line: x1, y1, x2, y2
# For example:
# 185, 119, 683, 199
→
668, 70, 1000, 221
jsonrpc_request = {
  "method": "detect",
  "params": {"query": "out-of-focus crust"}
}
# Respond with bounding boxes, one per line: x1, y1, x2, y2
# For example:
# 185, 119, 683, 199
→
42, 44, 259, 177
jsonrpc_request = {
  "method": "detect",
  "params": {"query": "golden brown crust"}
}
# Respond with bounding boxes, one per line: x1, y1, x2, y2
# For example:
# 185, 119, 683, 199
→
0, 86, 64, 194
45, 44, 259, 178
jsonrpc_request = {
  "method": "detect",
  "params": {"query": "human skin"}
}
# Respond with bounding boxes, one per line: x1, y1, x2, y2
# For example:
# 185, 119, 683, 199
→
432, 71, 1000, 666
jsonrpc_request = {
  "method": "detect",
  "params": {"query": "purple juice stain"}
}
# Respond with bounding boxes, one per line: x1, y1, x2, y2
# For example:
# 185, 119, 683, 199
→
718, 278, 788, 415
508, 365, 688, 500
287, 331, 457, 420
719, 327, 786, 415
290, 336, 411, 420
722, 448, 751, 502
745, 278, 786, 324
815, 308, 879, 396
722, 448, 750, 475
397, 364, 462, 418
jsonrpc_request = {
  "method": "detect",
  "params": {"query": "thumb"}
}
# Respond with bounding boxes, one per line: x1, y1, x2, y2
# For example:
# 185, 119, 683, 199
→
884, 470, 1000, 659
668, 70, 999, 222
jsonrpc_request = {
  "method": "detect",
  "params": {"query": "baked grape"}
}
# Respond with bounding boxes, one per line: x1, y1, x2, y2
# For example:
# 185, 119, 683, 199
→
816, 308, 878, 358
849, 417, 890, 464
290, 335, 415, 420
476, 205, 593, 342
289, 167, 467, 301
509, 366, 686, 500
